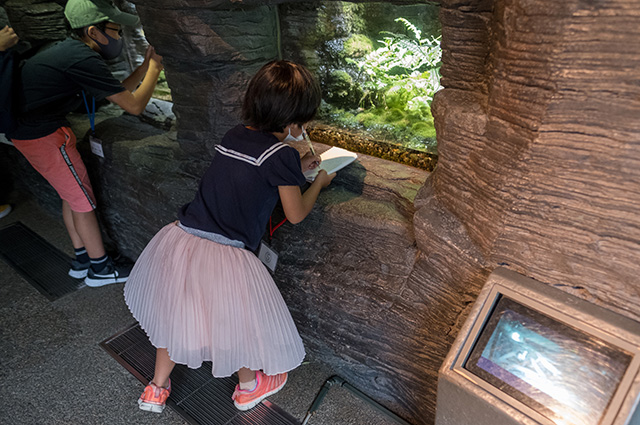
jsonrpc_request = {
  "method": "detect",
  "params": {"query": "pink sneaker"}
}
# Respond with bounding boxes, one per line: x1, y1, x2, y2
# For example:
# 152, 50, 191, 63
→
232, 371, 288, 411
138, 380, 171, 413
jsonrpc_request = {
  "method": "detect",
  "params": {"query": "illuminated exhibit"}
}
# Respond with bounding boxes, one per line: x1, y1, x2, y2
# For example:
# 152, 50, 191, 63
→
2, 0, 640, 424
438, 269, 640, 425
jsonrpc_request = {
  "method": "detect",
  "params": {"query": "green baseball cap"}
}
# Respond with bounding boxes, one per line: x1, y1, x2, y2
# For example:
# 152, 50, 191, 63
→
65, 0, 140, 29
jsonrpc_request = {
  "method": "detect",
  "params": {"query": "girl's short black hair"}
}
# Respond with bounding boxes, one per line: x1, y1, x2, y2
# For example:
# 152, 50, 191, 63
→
242, 60, 322, 133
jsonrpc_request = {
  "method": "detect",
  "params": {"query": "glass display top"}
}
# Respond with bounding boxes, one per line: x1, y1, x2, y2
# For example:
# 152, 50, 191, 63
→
464, 296, 633, 425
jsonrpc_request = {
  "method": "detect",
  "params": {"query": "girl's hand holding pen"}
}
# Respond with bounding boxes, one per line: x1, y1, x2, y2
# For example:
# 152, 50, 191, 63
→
301, 151, 321, 171
301, 128, 321, 169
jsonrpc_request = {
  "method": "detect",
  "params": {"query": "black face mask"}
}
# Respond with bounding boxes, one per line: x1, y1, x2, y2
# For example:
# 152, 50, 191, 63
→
89, 28, 123, 60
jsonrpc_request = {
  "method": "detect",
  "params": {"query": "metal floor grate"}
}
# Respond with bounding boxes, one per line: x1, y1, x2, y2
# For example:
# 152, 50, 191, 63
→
0, 221, 82, 300
101, 323, 300, 425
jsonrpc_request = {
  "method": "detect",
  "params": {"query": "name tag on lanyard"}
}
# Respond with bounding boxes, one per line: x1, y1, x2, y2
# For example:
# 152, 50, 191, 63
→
89, 135, 104, 158
258, 241, 278, 272
82, 91, 104, 158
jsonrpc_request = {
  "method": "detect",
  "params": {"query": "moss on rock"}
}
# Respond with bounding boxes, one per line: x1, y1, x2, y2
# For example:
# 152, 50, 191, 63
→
344, 33, 374, 58
411, 121, 436, 139
325, 69, 362, 109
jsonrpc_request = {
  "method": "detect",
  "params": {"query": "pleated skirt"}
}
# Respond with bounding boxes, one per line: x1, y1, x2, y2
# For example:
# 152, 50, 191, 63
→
124, 222, 305, 377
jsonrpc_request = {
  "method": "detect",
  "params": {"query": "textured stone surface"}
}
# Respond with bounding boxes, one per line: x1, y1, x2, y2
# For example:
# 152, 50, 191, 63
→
416, 3, 640, 422
489, 0, 640, 320
139, 98, 176, 130
79, 116, 197, 255
426, 0, 640, 317
4, 0, 67, 44
134, 4, 279, 163
267, 141, 429, 417
418, 0, 640, 421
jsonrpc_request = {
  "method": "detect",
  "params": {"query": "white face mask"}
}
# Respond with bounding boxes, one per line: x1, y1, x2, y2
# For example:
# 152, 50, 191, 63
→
283, 127, 305, 143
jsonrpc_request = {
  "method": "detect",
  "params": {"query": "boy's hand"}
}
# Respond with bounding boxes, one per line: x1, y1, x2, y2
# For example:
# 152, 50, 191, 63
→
144, 45, 153, 62
150, 47, 163, 65
0, 26, 19, 52
314, 169, 335, 188
301, 152, 321, 171
145, 45, 164, 71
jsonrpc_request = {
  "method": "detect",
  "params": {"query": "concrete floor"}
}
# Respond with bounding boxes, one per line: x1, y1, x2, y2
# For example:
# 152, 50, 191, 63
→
0, 190, 401, 425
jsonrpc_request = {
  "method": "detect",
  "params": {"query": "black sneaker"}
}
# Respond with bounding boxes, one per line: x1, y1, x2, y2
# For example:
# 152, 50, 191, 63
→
68, 259, 91, 279
85, 258, 132, 287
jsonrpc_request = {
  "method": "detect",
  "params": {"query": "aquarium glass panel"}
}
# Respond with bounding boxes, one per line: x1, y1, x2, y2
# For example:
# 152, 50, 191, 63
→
280, 1, 441, 163
464, 296, 633, 425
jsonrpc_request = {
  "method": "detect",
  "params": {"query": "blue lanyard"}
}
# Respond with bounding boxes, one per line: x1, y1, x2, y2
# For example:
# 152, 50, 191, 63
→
81, 91, 96, 135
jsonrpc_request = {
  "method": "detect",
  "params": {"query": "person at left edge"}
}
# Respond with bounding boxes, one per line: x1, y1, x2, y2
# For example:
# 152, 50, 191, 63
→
0, 24, 19, 220
7, 0, 164, 287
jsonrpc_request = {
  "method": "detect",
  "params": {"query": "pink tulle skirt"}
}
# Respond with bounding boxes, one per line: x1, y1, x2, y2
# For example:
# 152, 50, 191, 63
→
124, 222, 305, 377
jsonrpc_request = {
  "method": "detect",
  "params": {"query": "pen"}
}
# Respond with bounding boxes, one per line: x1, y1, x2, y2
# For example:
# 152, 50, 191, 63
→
302, 129, 316, 156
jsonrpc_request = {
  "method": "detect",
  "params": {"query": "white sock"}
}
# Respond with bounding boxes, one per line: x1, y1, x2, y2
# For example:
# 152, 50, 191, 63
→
239, 379, 257, 391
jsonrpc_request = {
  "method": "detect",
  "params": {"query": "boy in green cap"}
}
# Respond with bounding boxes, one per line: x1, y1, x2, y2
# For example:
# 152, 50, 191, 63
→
8, 0, 164, 287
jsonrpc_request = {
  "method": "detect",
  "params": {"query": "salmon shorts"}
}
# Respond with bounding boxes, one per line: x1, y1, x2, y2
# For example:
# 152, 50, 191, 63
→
12, 127, 97, 213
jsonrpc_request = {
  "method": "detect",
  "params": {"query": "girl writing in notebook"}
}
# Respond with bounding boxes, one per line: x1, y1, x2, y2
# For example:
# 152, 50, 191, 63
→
124, 60, 335, 413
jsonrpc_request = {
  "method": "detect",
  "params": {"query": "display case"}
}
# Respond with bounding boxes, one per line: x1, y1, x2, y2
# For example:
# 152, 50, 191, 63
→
436, 268, 640, 425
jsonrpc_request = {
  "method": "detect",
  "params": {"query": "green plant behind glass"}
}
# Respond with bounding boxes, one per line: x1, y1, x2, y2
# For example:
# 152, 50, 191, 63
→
153, 70, 172, 101
353, 17, 442, 111
318, 16, 441, 154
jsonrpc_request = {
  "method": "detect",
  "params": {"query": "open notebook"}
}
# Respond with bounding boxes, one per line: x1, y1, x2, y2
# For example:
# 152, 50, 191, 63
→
303, 146, 358, 182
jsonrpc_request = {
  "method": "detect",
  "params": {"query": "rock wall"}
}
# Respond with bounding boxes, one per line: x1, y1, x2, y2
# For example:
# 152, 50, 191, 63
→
2, 0, 67, 46
4, 0, 640, 424
418, 0, 640, 418
133, 4, 279, 168
427, 0, 640, 321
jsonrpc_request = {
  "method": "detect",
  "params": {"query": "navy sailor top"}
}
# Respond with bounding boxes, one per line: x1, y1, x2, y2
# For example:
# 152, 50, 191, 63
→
178, 124, 306, 251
